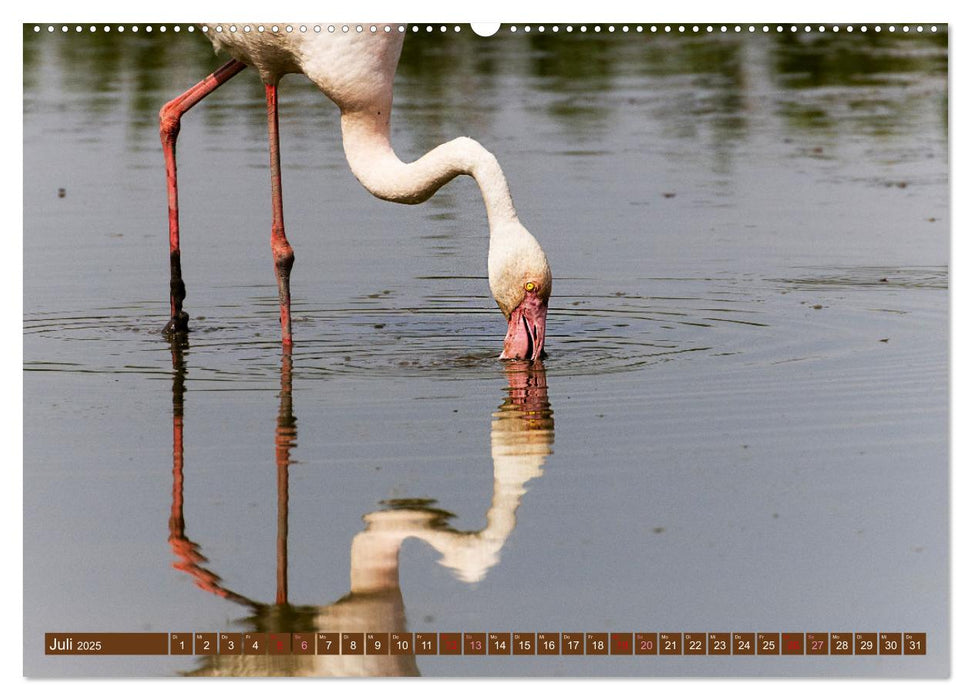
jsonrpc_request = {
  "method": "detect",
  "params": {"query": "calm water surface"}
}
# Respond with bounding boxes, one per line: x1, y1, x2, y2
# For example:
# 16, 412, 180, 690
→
23, 26, 948, 677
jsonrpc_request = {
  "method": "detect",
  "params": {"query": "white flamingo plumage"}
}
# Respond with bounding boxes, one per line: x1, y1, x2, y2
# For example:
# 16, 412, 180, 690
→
160, 27, 551, 360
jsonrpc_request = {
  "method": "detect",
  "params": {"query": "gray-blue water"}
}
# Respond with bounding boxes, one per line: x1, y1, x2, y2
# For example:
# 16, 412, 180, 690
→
23, 25, 948, 677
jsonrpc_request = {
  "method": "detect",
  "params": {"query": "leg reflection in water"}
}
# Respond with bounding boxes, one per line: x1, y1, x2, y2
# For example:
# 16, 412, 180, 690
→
167, 345, 553, 677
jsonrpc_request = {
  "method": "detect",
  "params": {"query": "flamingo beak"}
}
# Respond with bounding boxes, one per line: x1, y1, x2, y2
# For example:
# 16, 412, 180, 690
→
500, 291, 548, 361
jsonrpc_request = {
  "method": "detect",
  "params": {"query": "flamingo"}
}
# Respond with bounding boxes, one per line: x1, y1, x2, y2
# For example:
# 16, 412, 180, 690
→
160, 26, 551, 361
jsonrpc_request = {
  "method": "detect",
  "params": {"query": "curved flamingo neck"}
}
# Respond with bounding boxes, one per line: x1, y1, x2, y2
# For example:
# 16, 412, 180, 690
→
339, 110, 520, 231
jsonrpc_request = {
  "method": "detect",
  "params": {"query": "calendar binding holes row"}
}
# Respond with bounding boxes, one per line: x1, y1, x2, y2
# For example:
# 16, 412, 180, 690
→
31, 24, 942, 35
45, 632, 926, 656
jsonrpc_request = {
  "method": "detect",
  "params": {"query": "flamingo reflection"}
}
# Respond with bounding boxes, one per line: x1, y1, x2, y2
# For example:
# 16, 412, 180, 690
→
167, 345, 553, 676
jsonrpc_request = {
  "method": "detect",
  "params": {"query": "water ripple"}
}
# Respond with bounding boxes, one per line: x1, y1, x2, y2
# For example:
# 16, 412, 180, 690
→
25, 268, 944, 382
23, 279, 764, 380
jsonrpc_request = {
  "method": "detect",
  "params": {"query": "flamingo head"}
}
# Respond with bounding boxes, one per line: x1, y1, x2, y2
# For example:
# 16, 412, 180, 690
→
488, 222, 552, 362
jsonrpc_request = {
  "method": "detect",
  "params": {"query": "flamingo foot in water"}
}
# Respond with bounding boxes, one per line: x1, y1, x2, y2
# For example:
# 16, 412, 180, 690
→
164, 250, 190, 335
163, 313, 190, 336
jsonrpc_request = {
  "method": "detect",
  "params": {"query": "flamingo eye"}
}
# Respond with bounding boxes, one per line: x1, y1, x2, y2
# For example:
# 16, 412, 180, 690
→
525, 281, 535, 292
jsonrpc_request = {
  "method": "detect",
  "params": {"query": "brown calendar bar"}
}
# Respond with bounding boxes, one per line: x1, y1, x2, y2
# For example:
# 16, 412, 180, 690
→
757, 632, 780, 655
341, 632, 364, 655
831, 632, 853, 655
269, 633, 291, 655
807, 633, 828, 655
390, 632, 413, 655
440, 633, 462, 655
366, 632, 389, 655
586, 633, 608, 655
733, 633, 755, 655
879, 633, 902, 655
513, 633, 536, 655
659, 632, 682, 655
635, 632, 658, 655
464, 633, 487, 655
782, 633, 804, 655
170, 632, 192, 655
855, 633, 878, 655
562, 633, 584, 655
195, 633, 217, 655
44, 631, 927, 655
610, 633, 633, 655
489, 632, 511, 655
708, 633, 731, 655
538, 633, 560, 655
293, 633, 315, 655
243, 632, 266, 654
317, 632, 339, 655
219, 633, 242, 655
45, 633, 169, 655
684, 633, 705, 656
904, 633, 926, 655
415, 632, 437, 655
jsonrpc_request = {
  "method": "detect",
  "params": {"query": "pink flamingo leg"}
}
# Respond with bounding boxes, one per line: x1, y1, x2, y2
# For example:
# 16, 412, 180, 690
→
265, 82, 295, 345
159, 59, 247, 334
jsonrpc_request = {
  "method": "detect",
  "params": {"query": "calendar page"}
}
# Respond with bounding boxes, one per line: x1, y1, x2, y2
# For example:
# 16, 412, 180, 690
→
22, 20, 949, 679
